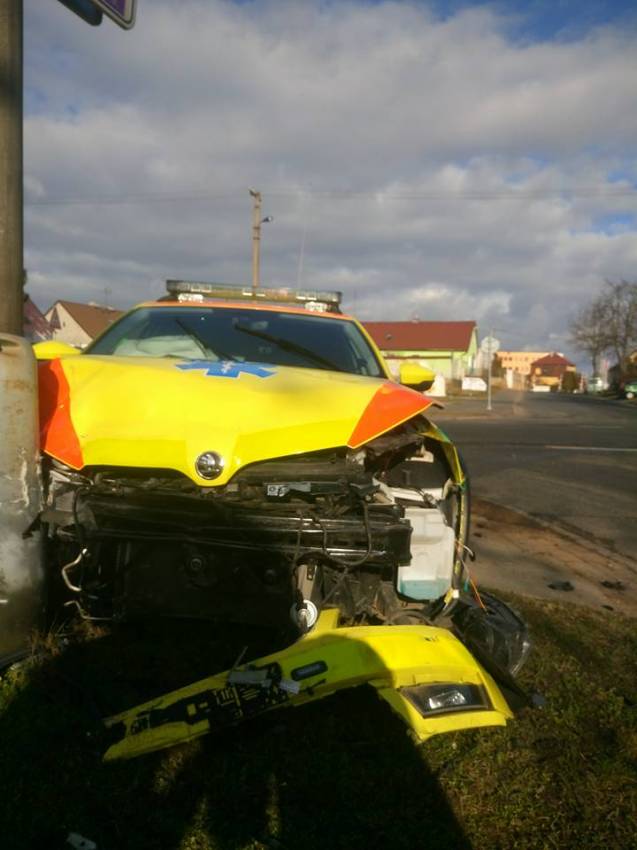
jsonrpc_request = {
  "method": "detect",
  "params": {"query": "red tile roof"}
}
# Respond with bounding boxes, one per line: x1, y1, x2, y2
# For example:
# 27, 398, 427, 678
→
23, 296, 52, 341
530, 353, 574, 368
48, 300, 124, 339
363, 321, 476, 352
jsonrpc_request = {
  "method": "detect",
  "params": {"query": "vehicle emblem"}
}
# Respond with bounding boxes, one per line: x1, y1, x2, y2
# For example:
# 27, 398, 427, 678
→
177, 360, 275, 378
195, 451, 224, 480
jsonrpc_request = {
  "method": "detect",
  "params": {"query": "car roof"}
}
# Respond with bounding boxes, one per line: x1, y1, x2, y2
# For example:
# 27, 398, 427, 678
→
137, 299, 356, 321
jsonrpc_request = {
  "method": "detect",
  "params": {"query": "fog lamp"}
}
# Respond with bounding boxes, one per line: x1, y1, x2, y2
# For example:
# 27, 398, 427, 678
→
428, 688, 468, 710
402, 683, 488, 716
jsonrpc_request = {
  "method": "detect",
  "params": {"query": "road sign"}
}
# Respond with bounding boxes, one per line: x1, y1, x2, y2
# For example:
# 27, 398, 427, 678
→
91, 0, 136, 29
480, 335, 500, 354
57, 1, 102, 26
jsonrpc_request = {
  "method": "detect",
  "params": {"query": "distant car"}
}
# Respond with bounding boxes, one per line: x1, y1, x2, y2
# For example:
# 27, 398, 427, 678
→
623, 379, 637, 399
587, 376, 605, 394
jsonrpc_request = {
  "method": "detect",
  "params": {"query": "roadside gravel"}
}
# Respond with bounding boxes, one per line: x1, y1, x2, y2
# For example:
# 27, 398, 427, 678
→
471, 498, 637, 617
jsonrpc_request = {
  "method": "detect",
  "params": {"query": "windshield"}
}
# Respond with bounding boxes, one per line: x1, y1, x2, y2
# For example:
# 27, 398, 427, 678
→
86, 306, 385, 378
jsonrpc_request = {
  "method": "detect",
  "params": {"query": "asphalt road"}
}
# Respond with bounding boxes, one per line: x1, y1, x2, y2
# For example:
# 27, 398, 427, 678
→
433, 391, 637, 558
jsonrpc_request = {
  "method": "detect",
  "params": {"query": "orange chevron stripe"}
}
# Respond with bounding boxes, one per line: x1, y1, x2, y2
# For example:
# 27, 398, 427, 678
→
38, 359, 84, 469
347, 381, 433, 448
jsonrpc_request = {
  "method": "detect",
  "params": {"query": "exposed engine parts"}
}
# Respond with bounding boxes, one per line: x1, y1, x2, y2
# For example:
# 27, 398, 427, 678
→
42, 418, 469, 637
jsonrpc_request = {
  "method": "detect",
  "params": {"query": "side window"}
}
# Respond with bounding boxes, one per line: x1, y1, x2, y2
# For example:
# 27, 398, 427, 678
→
342, 322, 382, 377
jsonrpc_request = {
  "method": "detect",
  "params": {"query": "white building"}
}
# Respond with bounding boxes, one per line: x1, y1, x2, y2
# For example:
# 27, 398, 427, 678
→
45, 300, 124, 348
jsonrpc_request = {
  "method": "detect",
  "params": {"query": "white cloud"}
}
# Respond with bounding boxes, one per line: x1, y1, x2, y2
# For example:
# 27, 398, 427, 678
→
23, 1, 637, 365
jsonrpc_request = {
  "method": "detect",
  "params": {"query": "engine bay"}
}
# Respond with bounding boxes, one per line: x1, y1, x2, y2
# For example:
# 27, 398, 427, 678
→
43, 416, 470, 637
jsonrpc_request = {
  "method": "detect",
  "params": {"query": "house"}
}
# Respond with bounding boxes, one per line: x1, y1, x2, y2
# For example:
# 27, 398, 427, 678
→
363, 321, 478, 380
45, 300, 124, 348
23, 295, 52, 342
529, 352, 575, 388
496, 351, 550, 377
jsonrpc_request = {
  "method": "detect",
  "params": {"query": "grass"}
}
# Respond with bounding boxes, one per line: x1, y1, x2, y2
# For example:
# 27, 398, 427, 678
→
1, 595, 636, 850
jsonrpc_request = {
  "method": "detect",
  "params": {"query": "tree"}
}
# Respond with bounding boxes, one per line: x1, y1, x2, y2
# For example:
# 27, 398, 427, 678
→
561, 370, 580, 393
491, 354, 505, 378
569, 302, 606, 376
599, 280, 637, 369
570, 280, 637, 374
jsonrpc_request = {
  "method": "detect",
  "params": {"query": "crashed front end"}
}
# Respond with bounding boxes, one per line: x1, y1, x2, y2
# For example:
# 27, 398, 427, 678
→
37, 354, 531, 754
45, 420, 467, 632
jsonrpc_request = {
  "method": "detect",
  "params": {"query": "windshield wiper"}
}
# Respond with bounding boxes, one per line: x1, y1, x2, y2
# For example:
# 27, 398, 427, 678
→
233, 324, 343, 372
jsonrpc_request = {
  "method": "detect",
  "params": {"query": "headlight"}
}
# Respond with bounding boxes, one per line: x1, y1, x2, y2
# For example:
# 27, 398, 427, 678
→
401, 683, 489, 716
451, 591, 531, 676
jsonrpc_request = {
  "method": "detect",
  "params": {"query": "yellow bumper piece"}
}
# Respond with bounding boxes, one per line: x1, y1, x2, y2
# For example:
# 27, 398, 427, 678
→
103, 611, 513, 761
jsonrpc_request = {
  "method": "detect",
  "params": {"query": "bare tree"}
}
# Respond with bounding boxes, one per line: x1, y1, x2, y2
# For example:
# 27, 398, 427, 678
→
599, 280, 637, 368
569, 302, 607, 376
570, 280, 637, 374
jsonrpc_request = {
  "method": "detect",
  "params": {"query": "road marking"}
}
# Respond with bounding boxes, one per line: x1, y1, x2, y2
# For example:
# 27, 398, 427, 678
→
543, 445, 637, 452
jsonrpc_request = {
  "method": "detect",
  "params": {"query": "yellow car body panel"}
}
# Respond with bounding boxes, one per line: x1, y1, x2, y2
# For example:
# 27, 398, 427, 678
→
36, 303, 464, 485
40, 354, 436, 485
104, 612, 513, 761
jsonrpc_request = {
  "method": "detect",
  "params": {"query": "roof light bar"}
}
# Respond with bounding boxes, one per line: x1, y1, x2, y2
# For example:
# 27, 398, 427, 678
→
166, 280, 342, 313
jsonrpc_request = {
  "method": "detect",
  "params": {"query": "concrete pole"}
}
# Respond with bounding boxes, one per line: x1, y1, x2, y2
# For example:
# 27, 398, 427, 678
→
487, 329, 493, 412
250, 189, 262, 293
0, 1, 23, 335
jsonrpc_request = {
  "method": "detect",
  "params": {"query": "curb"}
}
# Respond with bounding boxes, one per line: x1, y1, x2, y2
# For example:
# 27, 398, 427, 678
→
472, 497, 637, 574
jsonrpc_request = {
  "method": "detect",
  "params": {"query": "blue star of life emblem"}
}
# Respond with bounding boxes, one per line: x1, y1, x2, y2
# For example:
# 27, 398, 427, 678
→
176, 360, 275, 378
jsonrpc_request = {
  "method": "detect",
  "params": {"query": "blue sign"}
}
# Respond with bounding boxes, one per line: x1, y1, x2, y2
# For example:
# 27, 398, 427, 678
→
177, 360, 275, 379
58, 0, 102, 25
59, 0, 136, 28
91, 0, 136, 29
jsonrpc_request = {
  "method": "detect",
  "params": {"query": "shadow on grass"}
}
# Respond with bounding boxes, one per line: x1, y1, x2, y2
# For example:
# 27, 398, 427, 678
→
0, 625, 472, 850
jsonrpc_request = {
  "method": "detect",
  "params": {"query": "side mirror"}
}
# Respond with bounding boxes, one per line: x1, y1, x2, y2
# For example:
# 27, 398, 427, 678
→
33, 341, 82, 361
399, 362, 435, 392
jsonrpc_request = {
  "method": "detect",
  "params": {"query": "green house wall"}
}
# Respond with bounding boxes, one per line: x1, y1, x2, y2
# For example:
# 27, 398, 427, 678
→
380, 328, 478, 380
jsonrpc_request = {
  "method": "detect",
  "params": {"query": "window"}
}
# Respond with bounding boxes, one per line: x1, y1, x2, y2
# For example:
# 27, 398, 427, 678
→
87, 307, 385, 378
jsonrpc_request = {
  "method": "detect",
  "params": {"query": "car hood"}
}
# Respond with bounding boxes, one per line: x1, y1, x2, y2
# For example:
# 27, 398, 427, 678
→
38, 355, 433, 486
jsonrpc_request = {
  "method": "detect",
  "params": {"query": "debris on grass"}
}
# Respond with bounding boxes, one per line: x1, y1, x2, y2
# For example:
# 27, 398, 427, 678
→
547, 580, 574, 591
1, 594, 636, 850
601, 579, 626, 591
67, 833, 98, 850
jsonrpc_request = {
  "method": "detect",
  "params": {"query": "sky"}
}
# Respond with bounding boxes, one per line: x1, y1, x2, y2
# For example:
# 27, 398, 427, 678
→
23, 1, 637, 364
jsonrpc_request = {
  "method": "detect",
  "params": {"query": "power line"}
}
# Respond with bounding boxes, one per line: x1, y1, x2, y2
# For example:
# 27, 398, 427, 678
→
26, 191, 240, 207
24, 185, 637, 208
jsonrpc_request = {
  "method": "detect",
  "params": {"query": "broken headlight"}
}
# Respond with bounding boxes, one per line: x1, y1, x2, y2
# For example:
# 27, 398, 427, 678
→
451, 591, 531, 677
401, 683, 489, 716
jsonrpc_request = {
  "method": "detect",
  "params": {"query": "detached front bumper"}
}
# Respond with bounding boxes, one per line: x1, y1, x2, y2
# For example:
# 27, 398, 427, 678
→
103, 609, 517, 761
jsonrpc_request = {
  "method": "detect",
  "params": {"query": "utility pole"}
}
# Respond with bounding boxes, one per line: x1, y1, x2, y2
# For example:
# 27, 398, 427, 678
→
482, 328, 501, 412
249, 189, 272, 292
487, 330, 493, 412
0, 1, 23, 335
250, 189, 262, 293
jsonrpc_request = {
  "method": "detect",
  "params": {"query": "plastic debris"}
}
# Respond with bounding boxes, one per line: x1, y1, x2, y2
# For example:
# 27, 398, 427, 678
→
600, 580, 626, 591
547, 580, 574, 592
67, 833, 97, 850
227, 668, 272, 687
